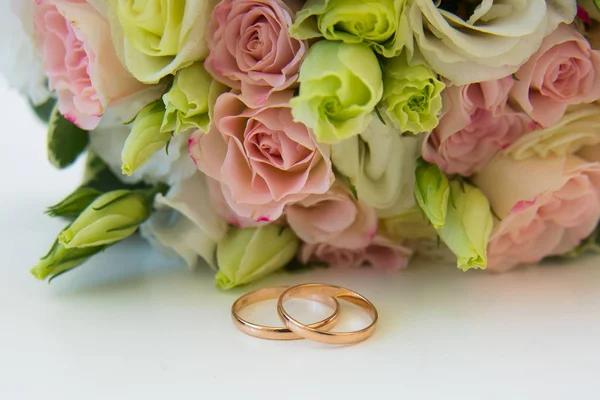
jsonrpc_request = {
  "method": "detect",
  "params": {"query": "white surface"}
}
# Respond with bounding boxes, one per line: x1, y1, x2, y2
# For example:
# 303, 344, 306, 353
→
1, 83, 599, 400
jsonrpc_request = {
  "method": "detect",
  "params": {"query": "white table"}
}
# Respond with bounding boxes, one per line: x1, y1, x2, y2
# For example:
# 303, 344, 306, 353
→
1, 82, 599, 400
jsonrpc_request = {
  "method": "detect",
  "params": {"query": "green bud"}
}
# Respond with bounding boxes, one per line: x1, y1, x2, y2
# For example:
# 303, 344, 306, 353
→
46, 187, 102, 219
121, 102, 170, 176
414, 158, 450, 229
161, 62, 226, 135
437, 180, 493, 271
58, 190, 153, 249
382, 56, 444, 134
31, 239, 106, 281
215, 225, 300, 290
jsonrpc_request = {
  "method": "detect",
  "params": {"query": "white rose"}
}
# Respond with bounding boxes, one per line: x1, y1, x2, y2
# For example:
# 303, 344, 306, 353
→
408, 0, 576, 84
505, 104, 600, 160
0, 0, 50, 105
331, 116, 421, 217
141, 173, 229, 269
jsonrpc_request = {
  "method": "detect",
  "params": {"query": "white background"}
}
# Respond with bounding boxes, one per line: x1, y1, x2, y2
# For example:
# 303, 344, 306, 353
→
0, 79, 599, 400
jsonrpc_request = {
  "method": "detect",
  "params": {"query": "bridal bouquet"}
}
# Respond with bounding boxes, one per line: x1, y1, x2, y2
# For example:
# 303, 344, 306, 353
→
3, 0, 600, 289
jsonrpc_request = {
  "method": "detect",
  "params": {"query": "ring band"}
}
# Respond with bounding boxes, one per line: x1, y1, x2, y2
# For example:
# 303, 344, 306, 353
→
231, 286, 340, 340
277, 283, 378, 344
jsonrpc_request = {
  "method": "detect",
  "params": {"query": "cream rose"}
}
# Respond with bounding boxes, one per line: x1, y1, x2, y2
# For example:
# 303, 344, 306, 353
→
505, 104, 600, 160
407, 0, 576, 84
107, 0, 217, 83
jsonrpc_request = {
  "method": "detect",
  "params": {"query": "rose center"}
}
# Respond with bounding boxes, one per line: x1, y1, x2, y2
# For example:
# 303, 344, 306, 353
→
256, 132, 282, 159
322, 97, 343, 118
406, 86, 433, 113
435, 0, 483, 21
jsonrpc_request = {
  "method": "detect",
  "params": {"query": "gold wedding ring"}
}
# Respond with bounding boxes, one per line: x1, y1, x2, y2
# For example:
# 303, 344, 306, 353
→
277, 284, 378, 344
231, 286, 340, 340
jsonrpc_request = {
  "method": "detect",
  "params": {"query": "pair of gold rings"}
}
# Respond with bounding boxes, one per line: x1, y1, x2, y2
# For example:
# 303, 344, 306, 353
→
231, 283, 378, 344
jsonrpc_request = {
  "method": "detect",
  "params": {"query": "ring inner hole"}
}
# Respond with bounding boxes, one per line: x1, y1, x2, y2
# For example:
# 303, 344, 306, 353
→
327, 300, 373, 333
242, 298, 336, 326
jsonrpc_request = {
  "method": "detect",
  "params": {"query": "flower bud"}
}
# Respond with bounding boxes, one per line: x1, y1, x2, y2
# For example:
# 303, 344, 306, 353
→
437, 180, 493, 271
161, 62, 226, 135
31, 240, 106, 281
414, 158, 450, 229
121, 101, 170, 176
59, 190, 152, 249
215, 225, 300, 289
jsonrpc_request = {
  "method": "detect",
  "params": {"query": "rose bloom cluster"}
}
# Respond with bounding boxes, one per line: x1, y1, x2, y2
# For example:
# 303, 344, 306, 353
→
3, 0, 600, 288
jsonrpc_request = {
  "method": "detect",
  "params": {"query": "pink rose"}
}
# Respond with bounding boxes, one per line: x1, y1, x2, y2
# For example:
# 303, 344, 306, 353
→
423, 77, 534, 176
205, 0, 305, 106
189, 91, 334, 222
510, 24, 600, 128
34, 0, 144, 130
299, 236, 413, 272
286, 182, 378, 249
205, 176, 265, 228
473, 155, 600, 272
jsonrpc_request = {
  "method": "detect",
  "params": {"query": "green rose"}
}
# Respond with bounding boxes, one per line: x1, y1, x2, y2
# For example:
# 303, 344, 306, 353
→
291, 41, 383, 144
382, 56, 444, 134
414, 158, 450, 229
121, 101, 170, 176
161, 62, 226, 135
215, 225, 300, 290
437, 180, 493, 271
59, 190, 153, 249
290, 0, 411, 58
111, 0, 217, 83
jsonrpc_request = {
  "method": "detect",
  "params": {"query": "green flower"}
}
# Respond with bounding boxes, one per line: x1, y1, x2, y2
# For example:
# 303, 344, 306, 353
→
437, 180, 493, 271
161, 62, 226, 135
59, 190, 153, 249
291, 41, 383, 144
414, 158, 450, 229
290, 0, 411, 58
215, 225, 300, 290
121, 102, 170, 176
382, 56, 444, 134
112, 0, 216, 83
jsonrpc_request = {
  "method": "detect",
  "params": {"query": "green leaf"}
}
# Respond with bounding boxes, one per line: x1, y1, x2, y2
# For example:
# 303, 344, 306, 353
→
46, 187, 102, 219
30, 97, 56, 123
47, 105, 89, 169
